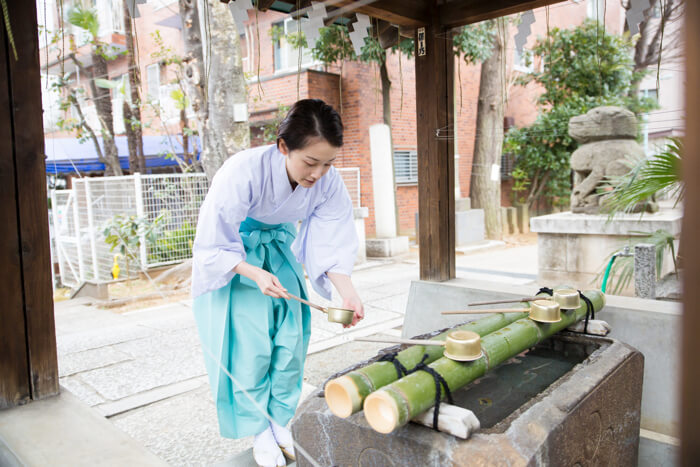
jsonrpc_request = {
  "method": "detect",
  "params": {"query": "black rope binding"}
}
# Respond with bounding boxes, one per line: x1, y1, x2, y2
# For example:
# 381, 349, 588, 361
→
378, 352, 409, 378
406, 354, 454, 430
577, 290, 595, 335
537, 287, 554, 296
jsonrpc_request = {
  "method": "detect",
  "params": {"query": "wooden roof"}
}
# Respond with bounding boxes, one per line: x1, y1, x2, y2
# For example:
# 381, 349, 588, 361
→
231, 0, 566, 29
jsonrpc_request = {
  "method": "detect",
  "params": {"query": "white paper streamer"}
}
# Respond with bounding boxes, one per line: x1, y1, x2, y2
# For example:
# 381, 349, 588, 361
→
228, 0, 254, 34
302, 2, 327, 48
349, 13, 371, 56
626, 0, 651, 36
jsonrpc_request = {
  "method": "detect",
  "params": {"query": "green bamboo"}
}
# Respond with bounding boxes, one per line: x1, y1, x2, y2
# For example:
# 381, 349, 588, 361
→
363, 290, 605, 433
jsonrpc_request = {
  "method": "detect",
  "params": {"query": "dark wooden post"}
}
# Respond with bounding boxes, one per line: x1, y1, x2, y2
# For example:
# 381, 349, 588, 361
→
681, 2, 700, 464
0, 0, 59, 408
415, 13, 456, 281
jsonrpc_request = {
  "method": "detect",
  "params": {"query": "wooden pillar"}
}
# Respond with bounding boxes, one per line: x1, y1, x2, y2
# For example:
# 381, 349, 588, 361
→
415, 14, 455, 281
681, 2, 700, 464
0, 0, 59, 408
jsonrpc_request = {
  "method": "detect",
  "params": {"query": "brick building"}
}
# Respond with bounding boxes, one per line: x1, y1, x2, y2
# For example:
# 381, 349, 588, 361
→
40, 0, 673, 238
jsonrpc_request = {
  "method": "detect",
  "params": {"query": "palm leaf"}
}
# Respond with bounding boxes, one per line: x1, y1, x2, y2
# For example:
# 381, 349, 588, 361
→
602, 137, 683, 216
67, 5, 99, 39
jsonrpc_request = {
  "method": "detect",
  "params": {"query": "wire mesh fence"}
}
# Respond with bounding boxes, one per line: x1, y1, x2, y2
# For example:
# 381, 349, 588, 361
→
52, 167, 361, 287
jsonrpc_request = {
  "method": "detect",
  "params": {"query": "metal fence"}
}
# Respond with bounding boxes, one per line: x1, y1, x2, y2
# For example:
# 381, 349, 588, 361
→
52, 168, 361, 287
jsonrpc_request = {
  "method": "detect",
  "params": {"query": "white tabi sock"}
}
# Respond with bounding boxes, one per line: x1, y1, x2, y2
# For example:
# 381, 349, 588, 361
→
253, 426, 286, 467
270, 419, 295, 460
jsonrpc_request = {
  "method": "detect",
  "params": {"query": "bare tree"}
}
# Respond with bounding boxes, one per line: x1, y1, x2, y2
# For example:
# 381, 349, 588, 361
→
123, 1, 146, 173
179, 0, 249, 181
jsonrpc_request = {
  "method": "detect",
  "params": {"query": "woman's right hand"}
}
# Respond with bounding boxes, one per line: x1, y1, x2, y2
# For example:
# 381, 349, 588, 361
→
233, 261, 289, 298
252, 268, 289, 298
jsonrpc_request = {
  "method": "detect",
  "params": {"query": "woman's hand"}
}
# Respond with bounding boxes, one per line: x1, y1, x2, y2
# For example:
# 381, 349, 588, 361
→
234, 262, 289, 298
341, 295, 365, 329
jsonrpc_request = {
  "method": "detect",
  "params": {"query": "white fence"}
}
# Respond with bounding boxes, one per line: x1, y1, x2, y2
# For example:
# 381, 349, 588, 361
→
52, 168, 361, 287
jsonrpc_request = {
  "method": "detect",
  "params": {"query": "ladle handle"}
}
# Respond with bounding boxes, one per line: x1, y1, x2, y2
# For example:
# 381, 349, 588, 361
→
441, 308, 529, 315
355, 336, 445, 347
287, 293, 326, 313
467, 296, 541, 306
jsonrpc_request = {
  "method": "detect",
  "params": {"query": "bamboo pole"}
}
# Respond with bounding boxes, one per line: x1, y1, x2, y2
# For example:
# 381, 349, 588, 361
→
362, 290, 605, 434
325, 310, 528, 417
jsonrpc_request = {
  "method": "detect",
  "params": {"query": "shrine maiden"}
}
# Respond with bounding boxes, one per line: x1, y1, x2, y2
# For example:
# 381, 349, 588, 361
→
191, 99, 363, 467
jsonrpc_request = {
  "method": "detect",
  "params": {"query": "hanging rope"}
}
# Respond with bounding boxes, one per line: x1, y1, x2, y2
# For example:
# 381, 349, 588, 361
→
404, 354, 454, 431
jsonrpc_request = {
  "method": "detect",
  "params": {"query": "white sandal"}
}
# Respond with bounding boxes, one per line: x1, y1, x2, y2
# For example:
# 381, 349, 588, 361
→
253, 427, 286, 467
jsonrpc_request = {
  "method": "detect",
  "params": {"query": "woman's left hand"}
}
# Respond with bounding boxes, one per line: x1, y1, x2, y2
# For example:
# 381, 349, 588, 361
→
341, 296, 364, 329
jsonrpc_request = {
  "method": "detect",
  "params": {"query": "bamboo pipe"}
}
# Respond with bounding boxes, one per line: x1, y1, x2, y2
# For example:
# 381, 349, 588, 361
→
324, 311, 528, 418
362, 290, 605, 434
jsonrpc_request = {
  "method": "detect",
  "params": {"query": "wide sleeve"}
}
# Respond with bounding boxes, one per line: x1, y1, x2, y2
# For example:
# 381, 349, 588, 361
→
293, 172, 358, 299
191, 163, 253, 298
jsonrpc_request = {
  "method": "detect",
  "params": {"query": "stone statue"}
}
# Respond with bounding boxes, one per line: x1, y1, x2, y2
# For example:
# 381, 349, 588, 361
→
568, 106, 657, 214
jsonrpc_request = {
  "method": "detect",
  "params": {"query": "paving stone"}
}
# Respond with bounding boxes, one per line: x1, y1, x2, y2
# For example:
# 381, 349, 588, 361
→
303, 340, 391, 388
111, 328, 201, 359
79, 347, 206, 401
57, 324, 156, 356
58, 345, 133, 377
112, 386, 251, 466
59, 377, 107, 406
308, 306, 401, 336
365, 293, 409, 314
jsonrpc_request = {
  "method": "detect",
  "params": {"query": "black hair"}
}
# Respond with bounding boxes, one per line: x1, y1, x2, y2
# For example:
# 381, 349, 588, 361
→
277, 99, 343, 150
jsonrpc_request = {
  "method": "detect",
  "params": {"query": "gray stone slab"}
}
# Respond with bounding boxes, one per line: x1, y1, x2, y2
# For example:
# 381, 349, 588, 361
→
59, 377, 107, 406
309, 328, 335, 344
364, 293, 408, 314
308, 306, 401, 336
455, 209, 486, 245
112, 385, 251, 466
638, 434, 678, 467
303, 340, 391, 388
530, 209, 682, 236
79, 348, 206, 401
0, 391, 167, 466
129, 310, 197, 333
59, 345, 133, 377
57, 324, 156, 355
111, 327, 201, 359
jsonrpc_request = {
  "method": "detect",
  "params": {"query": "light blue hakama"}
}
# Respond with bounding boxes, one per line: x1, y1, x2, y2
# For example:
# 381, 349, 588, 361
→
192, 218, 311, 439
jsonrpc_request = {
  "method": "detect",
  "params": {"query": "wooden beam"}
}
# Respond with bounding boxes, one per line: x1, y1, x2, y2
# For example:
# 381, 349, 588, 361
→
682, 3, 700, 465
439, 0, 566, 29
4, 0, 59, 403
256, 0, 277, 11
0, 10, 31, 409
331, 0, 429, 27
415, 12, 456, 281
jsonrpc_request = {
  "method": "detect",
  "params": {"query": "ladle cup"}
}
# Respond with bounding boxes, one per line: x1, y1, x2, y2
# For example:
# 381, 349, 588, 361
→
356, 330, 483, 362
286, 293, 355, 325
441, 299, 563, 323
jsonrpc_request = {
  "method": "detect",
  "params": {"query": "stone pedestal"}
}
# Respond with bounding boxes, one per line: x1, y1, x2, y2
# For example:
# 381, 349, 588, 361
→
353, 207, 369, 264
366, 236, 409, 257
530, 209, 682, 295
455, 209, 485, 245
292, 332, 643, 466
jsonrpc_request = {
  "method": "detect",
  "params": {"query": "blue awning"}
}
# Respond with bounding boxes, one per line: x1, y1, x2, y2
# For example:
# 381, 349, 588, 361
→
44, 135, 200, 174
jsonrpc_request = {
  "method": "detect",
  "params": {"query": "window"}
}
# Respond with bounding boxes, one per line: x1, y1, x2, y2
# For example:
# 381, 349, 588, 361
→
394, 150, 418, 184
501, 153, 515, 179
513, 47, 533, 73
587, 0, 605, 21
641, 87, 659, 102
146, 64, 160, 101
273, 18, 314, 72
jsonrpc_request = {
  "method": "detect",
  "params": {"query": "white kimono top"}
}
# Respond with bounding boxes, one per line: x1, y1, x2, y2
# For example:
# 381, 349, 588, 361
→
191, 144, 358, 299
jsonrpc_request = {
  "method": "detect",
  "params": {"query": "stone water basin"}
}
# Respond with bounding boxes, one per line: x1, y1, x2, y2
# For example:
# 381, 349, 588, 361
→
292, 332, 644, 466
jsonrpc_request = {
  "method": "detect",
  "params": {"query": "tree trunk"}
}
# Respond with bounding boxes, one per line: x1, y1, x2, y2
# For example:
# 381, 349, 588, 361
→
325, 309, 530, 418
123, 0, 145, 173
91, 49, 122, 176
200, 0, 250, 181
363, 289, 606, 433
470, 32, 504, 239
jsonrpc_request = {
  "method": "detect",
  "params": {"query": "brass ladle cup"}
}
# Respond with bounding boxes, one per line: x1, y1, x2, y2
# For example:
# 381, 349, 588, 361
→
356, 330, 483, 362
287, 293, 355, 325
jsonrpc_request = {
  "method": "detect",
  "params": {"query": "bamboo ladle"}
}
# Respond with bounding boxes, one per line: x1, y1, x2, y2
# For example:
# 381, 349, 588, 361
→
467, 288, 581, 308
442, 299, 563, 323
356, 331, 483, 362
286, 293, 355, 325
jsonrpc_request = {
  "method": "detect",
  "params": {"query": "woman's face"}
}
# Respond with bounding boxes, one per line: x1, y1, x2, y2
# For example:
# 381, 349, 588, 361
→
279, 137, 339, 189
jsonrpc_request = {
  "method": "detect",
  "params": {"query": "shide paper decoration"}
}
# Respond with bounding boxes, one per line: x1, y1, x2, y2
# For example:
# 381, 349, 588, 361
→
228, 0, 254, 33
125, 0, 147, 18
514, 10, 535, 55
626, 0, 651, 36
302, 2, 328, 48
349, 13, 371, 56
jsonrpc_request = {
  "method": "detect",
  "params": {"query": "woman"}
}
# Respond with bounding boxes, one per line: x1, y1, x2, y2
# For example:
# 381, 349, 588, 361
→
191, 99, 364, 467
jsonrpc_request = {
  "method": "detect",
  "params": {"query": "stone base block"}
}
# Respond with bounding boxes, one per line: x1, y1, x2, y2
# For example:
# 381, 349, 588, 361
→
70, 281, 109, 300
455, 197, 471, 211
365, 236, 409, 257
456, 209, 485, 246
292, 333, 643, 467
